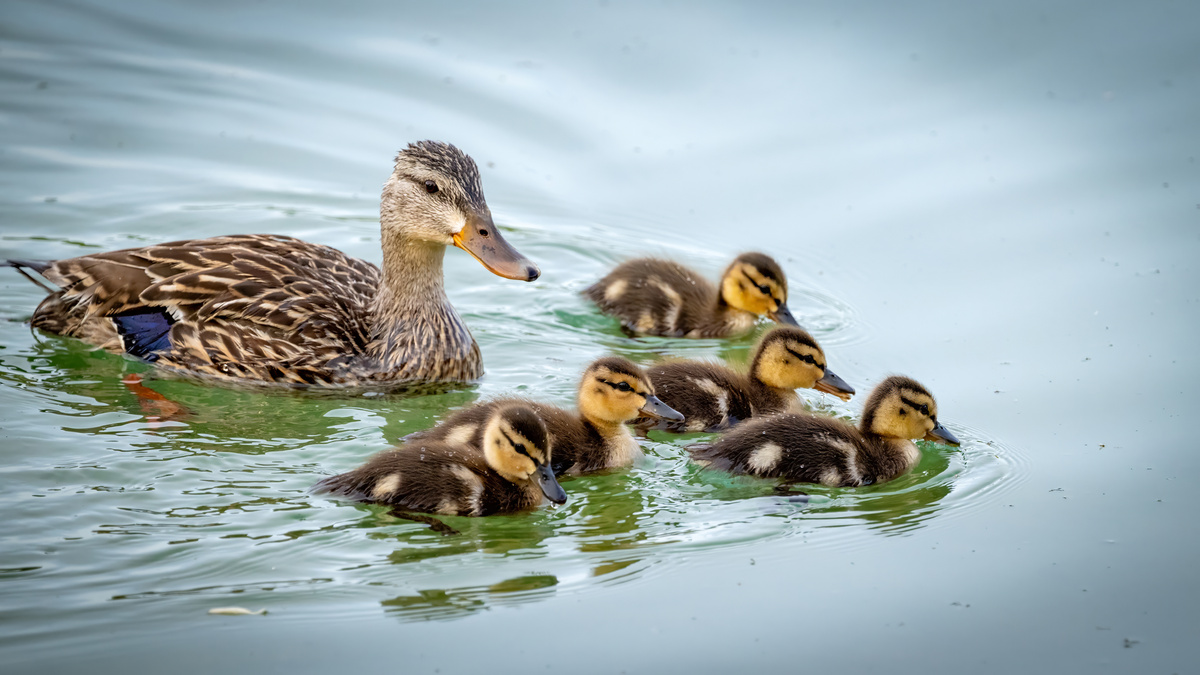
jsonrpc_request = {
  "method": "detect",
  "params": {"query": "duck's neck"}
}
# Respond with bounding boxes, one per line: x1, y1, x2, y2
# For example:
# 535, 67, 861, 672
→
367, 230, 477, 376
747, 377, 799, 414
585, 416, 643, 467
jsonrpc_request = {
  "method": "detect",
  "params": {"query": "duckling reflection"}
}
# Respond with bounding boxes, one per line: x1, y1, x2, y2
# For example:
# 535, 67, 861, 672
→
406, 356, 683, 476
584, 252, 798, 338
381, 574, 559, 622
636, 326, 854, 433
690, 375, 960, 487
315, 405, 567, 516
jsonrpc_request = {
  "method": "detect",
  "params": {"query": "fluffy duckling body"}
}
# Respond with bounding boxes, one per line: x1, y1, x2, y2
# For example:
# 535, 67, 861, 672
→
314, 405, 566, 516
689, 375, 960, 487
5, 141, 539, 388
407, 357, 684, 476
638, 326, 855, 433
583, 252, 798, 338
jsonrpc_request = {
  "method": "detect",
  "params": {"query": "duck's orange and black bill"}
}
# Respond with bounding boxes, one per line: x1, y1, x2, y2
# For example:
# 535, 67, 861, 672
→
925, 421, 961, 447
452, 212, 540, 282
769, 303, 800, 327
535, 464, 567, 504
640, 394, 685, 422
814, 369, 855, 402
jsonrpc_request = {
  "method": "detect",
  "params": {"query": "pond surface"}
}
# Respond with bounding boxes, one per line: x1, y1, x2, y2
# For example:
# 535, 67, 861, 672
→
1, 1, 1197, 673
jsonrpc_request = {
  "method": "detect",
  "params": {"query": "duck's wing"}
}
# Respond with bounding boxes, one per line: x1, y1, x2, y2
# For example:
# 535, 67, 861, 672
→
30, 235, 380, 378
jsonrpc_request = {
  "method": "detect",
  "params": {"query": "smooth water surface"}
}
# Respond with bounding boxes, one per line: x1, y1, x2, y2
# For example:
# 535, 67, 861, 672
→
1, 1, 1198, 673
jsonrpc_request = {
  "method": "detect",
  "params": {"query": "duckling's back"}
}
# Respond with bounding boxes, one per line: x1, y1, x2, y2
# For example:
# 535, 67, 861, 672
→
314, 443, 536, 516
409, 398, 617, 476
584, 258, 722, 337
639, 361, 759, 432
689, 413, 867, 486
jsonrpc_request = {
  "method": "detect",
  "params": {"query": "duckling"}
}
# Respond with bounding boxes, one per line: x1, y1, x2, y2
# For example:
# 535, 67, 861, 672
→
313, 404, 566, 516
688, 375, 960, 487
406, 356, 684, 476
583, 252, 798, 338
636, 326, 855, 433
4, 141, 539, 388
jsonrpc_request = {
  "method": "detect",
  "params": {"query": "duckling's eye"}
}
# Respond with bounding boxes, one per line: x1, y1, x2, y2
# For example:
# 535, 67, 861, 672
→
920, 404, 930, 416
615, 381, 633, 393
425, 180, 439, 194
756, 283, 771, 295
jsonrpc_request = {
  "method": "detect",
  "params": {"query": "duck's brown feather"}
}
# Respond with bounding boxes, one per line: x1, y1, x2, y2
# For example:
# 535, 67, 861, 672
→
21, 234, 480, 386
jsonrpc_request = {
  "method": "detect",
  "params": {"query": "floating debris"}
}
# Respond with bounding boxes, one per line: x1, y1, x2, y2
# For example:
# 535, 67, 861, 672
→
208, 607, 267, 616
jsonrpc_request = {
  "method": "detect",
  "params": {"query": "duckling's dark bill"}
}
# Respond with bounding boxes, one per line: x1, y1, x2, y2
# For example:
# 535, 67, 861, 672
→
535, 464, 568, 504
452, 213, 540, 282
640, 395, 685, 421
814, 369, 855, 402
924, 422, 961, 447
769, 304, 800, 327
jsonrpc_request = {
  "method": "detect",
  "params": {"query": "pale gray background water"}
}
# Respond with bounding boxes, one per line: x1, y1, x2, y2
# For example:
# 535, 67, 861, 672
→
1, 1, 1197, 673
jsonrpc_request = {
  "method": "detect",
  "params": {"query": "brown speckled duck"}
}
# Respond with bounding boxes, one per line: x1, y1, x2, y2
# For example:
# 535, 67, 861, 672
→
636, 326, 855, 433
406, 356, 684, 476
688, 375, 960, 487
4, 141, 538, 388
583, 252, 797, 338
314, 404, 566, 516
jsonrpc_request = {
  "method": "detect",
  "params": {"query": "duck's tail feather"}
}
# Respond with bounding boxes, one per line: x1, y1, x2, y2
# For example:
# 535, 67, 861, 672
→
4, 259, 56, 293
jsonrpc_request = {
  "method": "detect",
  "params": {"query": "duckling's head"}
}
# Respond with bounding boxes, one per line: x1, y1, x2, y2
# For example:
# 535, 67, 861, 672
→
860, 376, 960, 446
577, 356, 685, 426
718, 252, 797, 325
750, 327, 855, 401
482, 405, 566, 504
382, 141, 539, 281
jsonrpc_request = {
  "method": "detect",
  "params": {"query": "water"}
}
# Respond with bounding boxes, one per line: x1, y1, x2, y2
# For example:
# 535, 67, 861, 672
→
1, 1, 1198, 672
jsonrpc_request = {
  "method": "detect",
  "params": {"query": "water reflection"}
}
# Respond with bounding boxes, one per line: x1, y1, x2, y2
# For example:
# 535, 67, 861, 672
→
1, 335, 481, 447
381, 574, 559, 622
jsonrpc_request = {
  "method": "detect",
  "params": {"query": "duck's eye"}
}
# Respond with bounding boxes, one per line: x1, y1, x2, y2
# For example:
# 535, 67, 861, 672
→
425, 180, 439, 194
615, 381, 633, 392
757, 283, 771, 295
803, 354, 816, 365
920, 404, 930, 416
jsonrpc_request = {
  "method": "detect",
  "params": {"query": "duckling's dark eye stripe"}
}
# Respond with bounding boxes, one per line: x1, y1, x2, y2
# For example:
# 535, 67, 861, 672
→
900, 396, 931, 416
499, 429, 536, 461
785, 347, 821, 368
601, 379, 636, 393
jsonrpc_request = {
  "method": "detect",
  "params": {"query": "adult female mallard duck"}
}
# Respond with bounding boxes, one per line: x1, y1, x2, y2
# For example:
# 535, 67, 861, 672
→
688, 375, 960, 487
406, 356, 684, 476
4, 141, 538, 387
636, 326, 855, 433
583, 252, 798, 338
314, 404, 567, 516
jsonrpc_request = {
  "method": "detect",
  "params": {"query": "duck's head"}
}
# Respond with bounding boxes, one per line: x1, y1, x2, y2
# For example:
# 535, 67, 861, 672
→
577, 356, 684, 426
718, 252, 797, 325
483, 405, 566, 504
859, 375, 960, 446
382, 140, 539, 281
751, 326, 855, 401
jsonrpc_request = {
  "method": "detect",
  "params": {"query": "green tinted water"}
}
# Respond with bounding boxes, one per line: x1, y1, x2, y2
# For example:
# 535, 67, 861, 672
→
1, 1, 1197, 673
